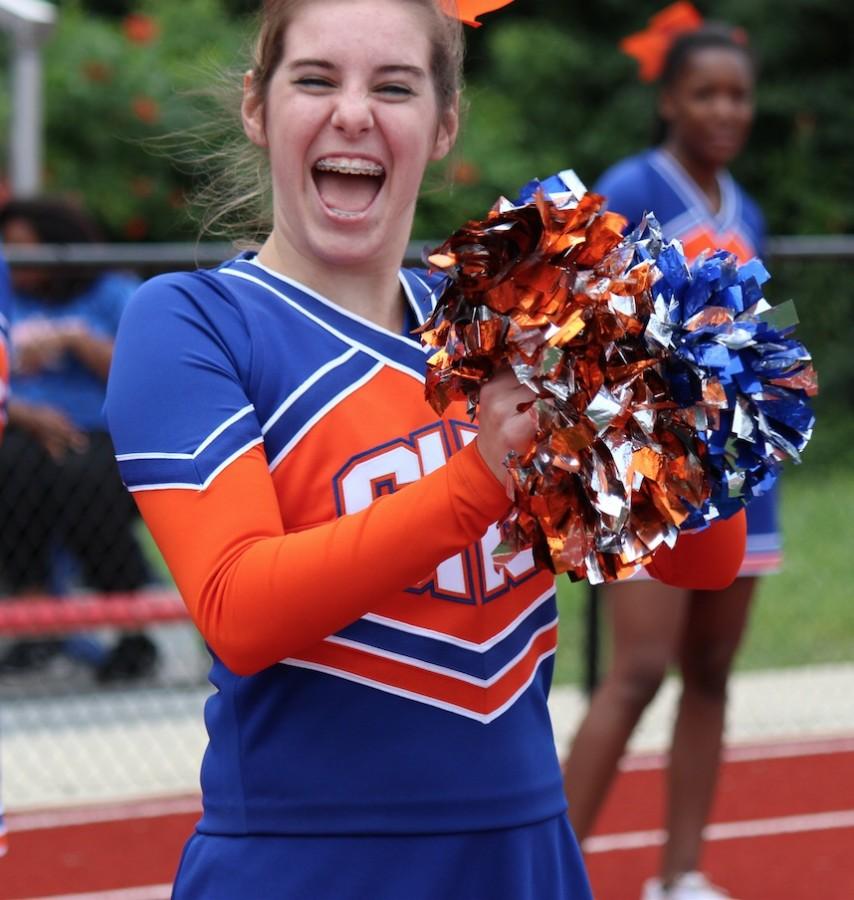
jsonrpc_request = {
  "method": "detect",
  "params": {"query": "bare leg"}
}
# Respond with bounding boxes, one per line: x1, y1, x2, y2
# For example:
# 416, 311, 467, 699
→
659, 576, 757, 882
563, 579, 689, 840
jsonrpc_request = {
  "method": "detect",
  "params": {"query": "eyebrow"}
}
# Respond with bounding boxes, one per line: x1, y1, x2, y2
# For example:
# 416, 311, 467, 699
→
289, 58, 427, 79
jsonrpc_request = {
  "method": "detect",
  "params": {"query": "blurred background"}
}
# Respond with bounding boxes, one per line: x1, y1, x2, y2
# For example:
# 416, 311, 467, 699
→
0, 1, 851, 898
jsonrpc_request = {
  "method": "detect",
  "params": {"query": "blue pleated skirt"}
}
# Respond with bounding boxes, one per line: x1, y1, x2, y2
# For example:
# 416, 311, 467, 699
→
172, 814, 592, 899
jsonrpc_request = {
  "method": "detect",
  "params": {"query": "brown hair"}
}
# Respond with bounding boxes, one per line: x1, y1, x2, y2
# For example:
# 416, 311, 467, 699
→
194, 0, 464, 243
251, 0, 463, 114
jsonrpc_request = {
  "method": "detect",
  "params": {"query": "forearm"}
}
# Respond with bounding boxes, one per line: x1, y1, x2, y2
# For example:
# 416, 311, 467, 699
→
7, 398, 42, 431
136, 441, 509, 675
65, 329, 113, 380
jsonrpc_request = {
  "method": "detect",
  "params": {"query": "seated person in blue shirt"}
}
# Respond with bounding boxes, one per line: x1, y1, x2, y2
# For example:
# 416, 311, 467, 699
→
0, 197, 156, 682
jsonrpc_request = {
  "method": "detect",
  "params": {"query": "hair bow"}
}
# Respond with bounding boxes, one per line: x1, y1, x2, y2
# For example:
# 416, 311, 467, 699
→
620, 1, 703, 82
441, 0, 514, 27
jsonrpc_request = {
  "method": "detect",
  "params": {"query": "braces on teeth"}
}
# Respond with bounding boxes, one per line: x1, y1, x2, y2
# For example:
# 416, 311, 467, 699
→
315, 158, 384, 177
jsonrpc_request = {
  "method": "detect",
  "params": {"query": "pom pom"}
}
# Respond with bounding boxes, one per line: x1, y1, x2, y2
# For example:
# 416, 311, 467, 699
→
639, 217, 817, 527
420, 174, 817, 583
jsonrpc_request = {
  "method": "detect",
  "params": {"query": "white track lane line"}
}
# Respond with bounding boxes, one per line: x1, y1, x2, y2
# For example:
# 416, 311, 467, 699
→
6, 795, 200, 833
10, 885, 172, 900
584, 808, 854, 853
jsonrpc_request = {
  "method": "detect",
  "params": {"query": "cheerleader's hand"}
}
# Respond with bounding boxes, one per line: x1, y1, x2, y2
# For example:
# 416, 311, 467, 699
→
475, 369, 538, 483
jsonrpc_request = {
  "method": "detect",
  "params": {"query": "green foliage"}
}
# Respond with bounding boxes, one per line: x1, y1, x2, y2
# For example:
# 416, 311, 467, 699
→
744, 464, 854, 670
1, 0, 251, 239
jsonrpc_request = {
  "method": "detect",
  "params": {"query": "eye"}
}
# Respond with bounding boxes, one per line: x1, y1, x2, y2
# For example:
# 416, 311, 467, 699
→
375, 83, 416, 99
294, 76, 336, 91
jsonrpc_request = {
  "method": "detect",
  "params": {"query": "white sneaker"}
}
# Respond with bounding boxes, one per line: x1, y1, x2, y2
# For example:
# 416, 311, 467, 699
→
641, 871, 736, 900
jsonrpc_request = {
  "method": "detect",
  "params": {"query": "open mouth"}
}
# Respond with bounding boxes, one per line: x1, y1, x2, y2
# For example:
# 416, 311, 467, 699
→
312, 156, 386, 218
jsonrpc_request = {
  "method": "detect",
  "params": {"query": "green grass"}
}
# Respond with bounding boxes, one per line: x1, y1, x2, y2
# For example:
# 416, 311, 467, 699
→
553, 457, 853, 685
741, 464, 854, 670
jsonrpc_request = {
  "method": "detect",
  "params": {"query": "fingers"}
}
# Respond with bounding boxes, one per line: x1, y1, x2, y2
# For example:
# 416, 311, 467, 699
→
475, 370, 538, 482
12, 323, 68, 374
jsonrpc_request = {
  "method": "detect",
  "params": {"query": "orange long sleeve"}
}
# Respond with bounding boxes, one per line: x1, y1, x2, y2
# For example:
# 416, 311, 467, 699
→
135, 441, 511, 676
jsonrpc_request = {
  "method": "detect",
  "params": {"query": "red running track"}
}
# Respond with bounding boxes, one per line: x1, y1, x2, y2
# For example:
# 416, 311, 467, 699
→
1, 736, 853, 899
585, 735, 854, 899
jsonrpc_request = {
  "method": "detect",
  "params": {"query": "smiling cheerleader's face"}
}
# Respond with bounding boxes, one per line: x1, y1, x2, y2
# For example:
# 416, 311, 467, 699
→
242, 0, 458, 276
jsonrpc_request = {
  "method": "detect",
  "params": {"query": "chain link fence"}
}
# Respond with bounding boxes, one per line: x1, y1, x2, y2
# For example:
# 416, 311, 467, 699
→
0, 240, 851, 816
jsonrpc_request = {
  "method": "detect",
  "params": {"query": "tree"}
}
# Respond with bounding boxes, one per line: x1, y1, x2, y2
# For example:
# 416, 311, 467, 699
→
1, 0, 851, 241
1, 0, 249, 240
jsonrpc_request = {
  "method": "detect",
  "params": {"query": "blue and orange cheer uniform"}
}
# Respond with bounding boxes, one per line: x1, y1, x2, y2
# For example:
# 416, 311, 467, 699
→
106, 254, 743, 899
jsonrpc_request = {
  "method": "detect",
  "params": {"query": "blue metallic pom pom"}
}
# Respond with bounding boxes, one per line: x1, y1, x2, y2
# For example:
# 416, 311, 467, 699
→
639, 219, 817, 527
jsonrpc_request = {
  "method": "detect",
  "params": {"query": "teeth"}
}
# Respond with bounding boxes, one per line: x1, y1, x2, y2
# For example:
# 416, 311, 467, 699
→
328, 208, 362, 218
315, 157, 384, 177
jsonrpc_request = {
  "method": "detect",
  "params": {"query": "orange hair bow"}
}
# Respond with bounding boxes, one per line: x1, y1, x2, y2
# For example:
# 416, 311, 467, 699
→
441, 0, 515, 28
620, 1, 703, 82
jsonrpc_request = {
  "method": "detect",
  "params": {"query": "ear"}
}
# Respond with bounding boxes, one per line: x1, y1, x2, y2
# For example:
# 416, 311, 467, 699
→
241, 70, 268, 149
430, 93, 460, 162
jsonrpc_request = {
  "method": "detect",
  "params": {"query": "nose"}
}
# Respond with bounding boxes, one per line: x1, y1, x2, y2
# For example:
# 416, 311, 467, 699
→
711, 91, 747, 123
330, 88, 374, 137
